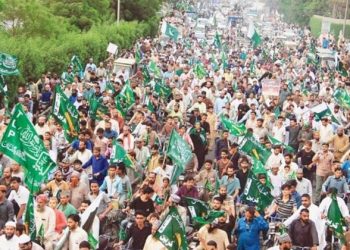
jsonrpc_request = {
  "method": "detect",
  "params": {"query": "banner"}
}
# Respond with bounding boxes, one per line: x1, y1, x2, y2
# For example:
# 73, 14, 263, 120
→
262, 78, 280, 96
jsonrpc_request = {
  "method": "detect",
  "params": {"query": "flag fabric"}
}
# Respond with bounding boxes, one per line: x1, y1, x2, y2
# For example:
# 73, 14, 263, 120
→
142, 66, 151, 84
24, 194, 37, 240
0, 52, 20, 75
311, 103, 340, 125
155, 206, 188, 250
110, 140, 134, 168
135, 46, 142, 64
251, 30, 262, 48
221, 52, 228, 69
306, 53, 318, 65
221, 115, 247, 136
213, 32, 222, 49
0, 75, 8, 95
338, 61, 348, 77
70, 55, 84, 78
240, 134, 271, 165
117, 81, 135, 110
37, 224, 45, 246
184, 197, 224, 225
88, 232, 98, 250
148, 61, 162, 79
251, 159, 273, 189
240, 170, 273, 211
115, 99, 127, 118
327, 193, 346, 243
163, 22, 179, 41
193, 63, 207, 79
267, 135, 294, 153
154, 81, 172, 99
333, 88, 350, 109
167, 130, 192, 178
0, 104, 56, 192
52, 85, 80, 142
54, 228, 69, 250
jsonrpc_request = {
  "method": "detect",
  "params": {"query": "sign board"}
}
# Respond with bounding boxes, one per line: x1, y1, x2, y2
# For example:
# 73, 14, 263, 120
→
107, 43, 118, 55
262, 79, 280, 96
321, 18, 331, 34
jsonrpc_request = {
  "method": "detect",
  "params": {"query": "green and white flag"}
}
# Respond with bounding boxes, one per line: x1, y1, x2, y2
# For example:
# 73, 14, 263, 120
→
267, 135, 294, 153
0, 104, 56, 192
154, 80, 172, 99
213, 32, 222, 49
70, 55, 84, 78
0, 75, 8, 95
306, 53, 318, 65
110, 140, 134, 168
24, 194, 37, 240
135, 45, 142, 64
142, 66, 151, 84
0, 52, 19, 76
162, 22, 180, 41
148, 60, 162, 79
167, 130, 193, 184
221, 115, 247, 137
185, 197, 224, 225
247, 23, 261, 48
193, 63, 207, 79
117, 81, 135, 110
333, 88, 350, 109
52, 85, 80, 142
240, 133, 271, 165
327, 193, 346, 243
240, 170, 273, 211
311, 103, 340, 125
155, 206, 188, 250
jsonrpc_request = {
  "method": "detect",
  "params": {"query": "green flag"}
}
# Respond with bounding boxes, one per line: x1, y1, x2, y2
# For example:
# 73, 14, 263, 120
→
70, 55, 84, 78
184, 197, 224, 225
118, 81, 135, 110
24, 194, 37, 240
311, 103, 340, 125
167, 130, 192, 182
148, 61, 162, 79
338, 61, 348, 77
221, 52, 228, 69
88, 232, 99, 250
0, 104, 56, 192
306, 53, 318, 65
142, 66, 151, 84
110, 140, 134, 168
193, 63, 207, 79
251, 30, 262, 48
0, 52, 19, 75
221, 115, 247, 136
213, 32, 222, 49
327, 193, 346, 243
115, 99, 127, 118
135, 46, 142, 64
333, 88, 350, 109
0, 75, 8, 95
154, 81, 172, 99
155, 206, 188, 250
240, 133, 271, 165
267, 135, 294, 153
52, 85, 80, 142
240, 170, 273, 211
164, 23, 179, 41
37, 223, 45, 246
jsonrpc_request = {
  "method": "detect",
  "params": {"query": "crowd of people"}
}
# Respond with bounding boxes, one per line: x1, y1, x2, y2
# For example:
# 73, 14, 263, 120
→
1, 0, 350, 250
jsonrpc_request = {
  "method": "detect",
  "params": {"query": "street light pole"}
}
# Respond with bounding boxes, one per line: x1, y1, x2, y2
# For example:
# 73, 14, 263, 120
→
343, 0, 349, 36
117, 0, 120, 25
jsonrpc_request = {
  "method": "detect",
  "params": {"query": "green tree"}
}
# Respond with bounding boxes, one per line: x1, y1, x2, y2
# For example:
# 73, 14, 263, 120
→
112, 0, 162, 21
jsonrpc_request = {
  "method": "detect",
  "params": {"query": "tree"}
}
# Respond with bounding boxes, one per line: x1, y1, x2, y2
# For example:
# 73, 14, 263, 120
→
111, 0, 162, 21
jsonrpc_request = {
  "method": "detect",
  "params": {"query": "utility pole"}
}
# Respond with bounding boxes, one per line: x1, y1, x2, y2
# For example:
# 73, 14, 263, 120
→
117, 0, 121, 25
343, 0, 349, 35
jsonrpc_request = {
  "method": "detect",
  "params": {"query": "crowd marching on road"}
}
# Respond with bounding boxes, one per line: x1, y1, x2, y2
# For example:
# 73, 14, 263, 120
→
1, 0, 350, 249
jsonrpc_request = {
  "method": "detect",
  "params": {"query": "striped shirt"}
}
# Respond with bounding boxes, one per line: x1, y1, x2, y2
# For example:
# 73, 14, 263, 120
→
275, 196, 296, 219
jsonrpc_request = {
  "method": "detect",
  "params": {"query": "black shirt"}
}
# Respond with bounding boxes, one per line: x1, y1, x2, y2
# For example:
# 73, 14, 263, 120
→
125, 222, 152, 249
130, 197, 155, 216
236, 169, 249, 195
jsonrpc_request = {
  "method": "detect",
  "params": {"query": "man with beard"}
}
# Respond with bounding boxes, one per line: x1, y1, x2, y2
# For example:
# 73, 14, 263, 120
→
220, 166, 240, 200
217, 186, 235, 218
236, 206, 269, 250
34, 116, 50, 137
34, 194, 56, 250
284, 194, 326, 249
0, 221, 19, 249
68, 141, 92, 166
288, 209, 319, 249
329, 127, 349, 161
143, 220, 166, 250
196, 221, 229, 250
44, 170, 69, 198
295, 168, 312, 197
63, 214, 88, 250
69, 171, 89, 209
267, 234, 292, 250
296, 140, 316, 185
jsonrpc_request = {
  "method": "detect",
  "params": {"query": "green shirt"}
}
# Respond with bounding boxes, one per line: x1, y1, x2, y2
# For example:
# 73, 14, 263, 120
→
57, 203, 77, 219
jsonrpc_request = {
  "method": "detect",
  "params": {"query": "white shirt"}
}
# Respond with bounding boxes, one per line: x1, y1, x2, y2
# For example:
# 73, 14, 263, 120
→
269, 173, 283, 197
8, 185, 30, 206
265, 153, 285, 170
69, 149, 92, 165
296, 178, 313, 197
0, 235, 19, 250
94, 119, 120, 135
319, 124, 334, 144
66, 227, 88, 250
272, 125, 286, 143
319, 196, 350, 218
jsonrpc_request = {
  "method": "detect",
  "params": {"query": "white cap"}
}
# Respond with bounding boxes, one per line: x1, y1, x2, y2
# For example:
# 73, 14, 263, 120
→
5, 221, 16, 228
18, 234, 31, 244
